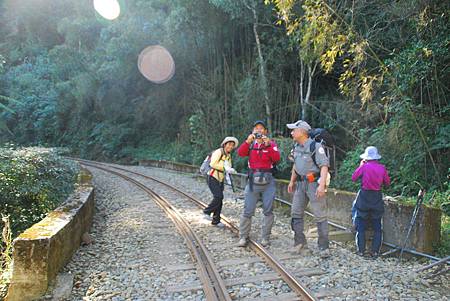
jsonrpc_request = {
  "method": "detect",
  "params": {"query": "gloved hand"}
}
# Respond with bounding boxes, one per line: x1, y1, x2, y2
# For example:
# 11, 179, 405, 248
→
225, 167, 237, 174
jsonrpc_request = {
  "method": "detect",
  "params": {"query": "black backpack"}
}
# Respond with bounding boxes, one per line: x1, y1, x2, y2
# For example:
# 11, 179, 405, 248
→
309, 128, 336, 174
288, 128, 336, 174
309, 128, 335, 147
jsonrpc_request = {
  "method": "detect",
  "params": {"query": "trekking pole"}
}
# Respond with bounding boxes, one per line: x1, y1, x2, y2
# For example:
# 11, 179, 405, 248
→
399, 189, 425, 262
225, 171, 239, 203
229, 173, 236, 193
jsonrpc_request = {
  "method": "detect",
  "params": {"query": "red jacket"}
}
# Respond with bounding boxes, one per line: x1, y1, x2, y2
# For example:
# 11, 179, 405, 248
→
237, 141, 280, 169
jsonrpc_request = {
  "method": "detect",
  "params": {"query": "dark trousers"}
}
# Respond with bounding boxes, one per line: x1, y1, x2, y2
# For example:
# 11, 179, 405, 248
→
204, 176, 224, 224
354, 189, 384, 253
355, 217, 382, 253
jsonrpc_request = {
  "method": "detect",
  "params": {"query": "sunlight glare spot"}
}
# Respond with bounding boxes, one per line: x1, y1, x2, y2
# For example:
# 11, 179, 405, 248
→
93, 0, 121, 20
138, 45, 175, 84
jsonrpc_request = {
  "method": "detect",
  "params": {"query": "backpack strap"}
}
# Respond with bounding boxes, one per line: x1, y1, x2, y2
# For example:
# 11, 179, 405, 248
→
249, 141, 271, 150
309, 142, 319, 169
249, 141, 272, 160
209, 148, 226, 176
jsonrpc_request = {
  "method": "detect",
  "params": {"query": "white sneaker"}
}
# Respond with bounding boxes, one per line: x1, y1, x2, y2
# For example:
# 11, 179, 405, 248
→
261, 238, 269, 247
212, 222, 225, 228
237, 238, 247, 247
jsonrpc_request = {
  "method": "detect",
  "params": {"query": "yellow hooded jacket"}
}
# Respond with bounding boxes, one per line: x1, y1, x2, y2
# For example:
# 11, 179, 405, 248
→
208, 148, 232, 182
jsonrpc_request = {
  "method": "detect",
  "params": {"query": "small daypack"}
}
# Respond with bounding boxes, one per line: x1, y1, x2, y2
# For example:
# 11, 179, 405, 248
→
199, 148, 224, 175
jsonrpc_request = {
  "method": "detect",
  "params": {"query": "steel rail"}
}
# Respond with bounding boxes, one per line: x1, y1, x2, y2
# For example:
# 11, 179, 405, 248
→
77, 161, 231, 301
75, 159, 317, 301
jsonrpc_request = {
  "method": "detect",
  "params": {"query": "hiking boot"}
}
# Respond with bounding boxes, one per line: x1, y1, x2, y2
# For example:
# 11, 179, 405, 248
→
237, 238, 248, 247
212, 222, 225, 228
319, 248, 331, 258
370, 251, 380, 259
261, 238, 270, 247
291, 243, 310, 255
356, 251, 370, 258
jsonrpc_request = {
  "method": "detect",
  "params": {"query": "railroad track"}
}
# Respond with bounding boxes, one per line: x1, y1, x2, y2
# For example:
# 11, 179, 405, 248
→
75, 159, 318, 301
77, 160, 231, 301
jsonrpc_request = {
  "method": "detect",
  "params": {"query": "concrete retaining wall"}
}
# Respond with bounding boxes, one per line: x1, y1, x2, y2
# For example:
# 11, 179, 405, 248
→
139, 159, 441, 253
6, 169, 95, 301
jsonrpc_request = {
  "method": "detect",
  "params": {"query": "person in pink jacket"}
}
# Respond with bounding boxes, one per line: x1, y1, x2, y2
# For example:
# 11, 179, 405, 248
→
352, 146, 390, 258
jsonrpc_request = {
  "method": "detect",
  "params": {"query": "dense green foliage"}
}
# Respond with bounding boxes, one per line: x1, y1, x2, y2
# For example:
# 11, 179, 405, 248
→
0, 0, 448, 202
0, 147, 79, 236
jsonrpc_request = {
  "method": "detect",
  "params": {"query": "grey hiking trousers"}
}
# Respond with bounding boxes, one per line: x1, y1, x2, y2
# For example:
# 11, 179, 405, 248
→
291, 180, 329, 249
239, 175, 275, 240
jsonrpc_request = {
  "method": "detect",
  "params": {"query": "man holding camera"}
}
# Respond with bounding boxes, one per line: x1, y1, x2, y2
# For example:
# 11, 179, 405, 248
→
287, 120, 330, 257
237, 120, 280, 247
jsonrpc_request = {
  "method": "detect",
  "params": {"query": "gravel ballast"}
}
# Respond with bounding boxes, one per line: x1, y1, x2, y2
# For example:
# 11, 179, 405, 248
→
41, 164, 448, 300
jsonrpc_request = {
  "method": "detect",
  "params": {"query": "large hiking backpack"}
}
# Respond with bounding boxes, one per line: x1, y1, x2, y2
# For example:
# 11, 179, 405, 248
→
309, 128, 334, 148
288, 128, 336, 175
309, 128, 336, 175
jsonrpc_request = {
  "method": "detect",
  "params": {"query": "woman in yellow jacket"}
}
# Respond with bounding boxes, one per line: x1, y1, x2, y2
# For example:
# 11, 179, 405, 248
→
203, 136, 239, 226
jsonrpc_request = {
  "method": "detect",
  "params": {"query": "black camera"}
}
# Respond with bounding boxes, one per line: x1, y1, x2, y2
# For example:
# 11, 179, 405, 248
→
254, 133, 263, 139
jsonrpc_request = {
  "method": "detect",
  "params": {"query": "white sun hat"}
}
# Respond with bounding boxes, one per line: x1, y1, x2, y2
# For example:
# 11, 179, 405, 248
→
221, 136, 239, 147
360, 146, 382, 160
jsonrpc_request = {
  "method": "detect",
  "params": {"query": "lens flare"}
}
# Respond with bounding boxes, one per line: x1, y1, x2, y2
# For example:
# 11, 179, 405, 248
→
137, 45, 175, 84
93, 0, 121, 20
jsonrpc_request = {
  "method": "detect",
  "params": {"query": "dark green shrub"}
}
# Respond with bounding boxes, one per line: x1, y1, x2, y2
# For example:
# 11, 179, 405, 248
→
0, 147, 79, 236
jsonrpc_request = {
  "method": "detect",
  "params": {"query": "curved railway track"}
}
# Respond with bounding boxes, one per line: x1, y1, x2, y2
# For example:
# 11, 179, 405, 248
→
75, 159, 317, 301
78, 160, 231, 301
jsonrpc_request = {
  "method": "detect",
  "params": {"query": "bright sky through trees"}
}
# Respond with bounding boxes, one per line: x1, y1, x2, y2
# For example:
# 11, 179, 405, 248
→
93, 0, 121, 20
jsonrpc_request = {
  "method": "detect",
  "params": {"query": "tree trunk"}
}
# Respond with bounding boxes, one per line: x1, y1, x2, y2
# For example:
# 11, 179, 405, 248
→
300, 60, 305, 120
249, 4, 272, 133
299, 60, 318, 121
223, 54, 228, 132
